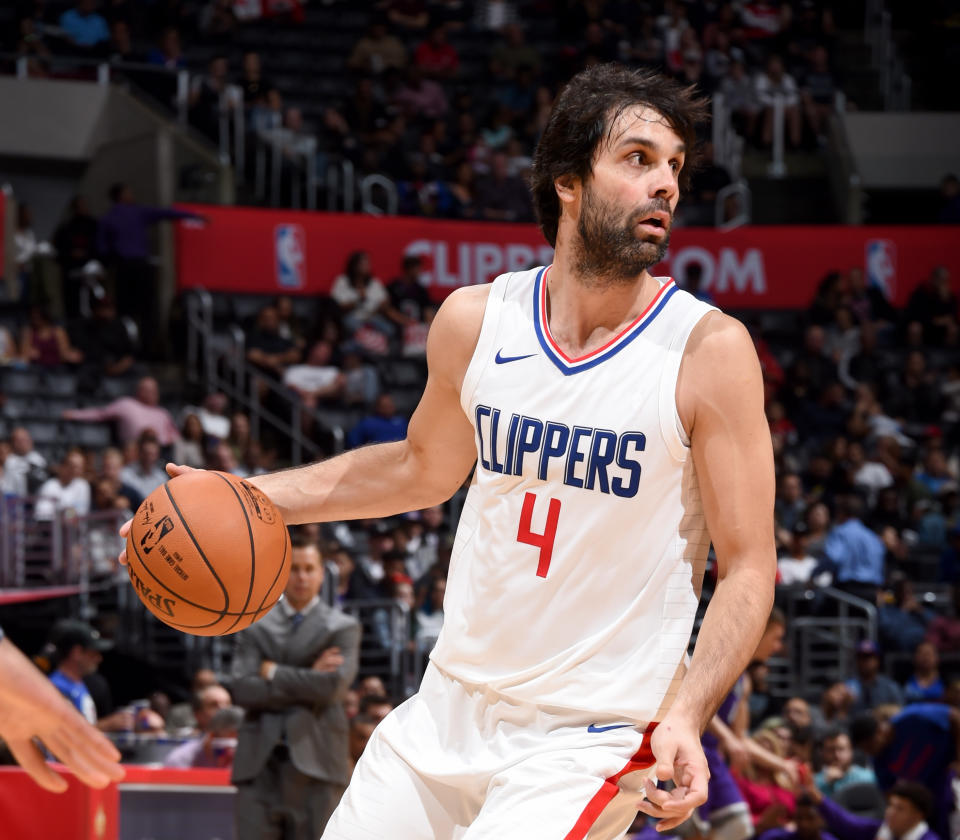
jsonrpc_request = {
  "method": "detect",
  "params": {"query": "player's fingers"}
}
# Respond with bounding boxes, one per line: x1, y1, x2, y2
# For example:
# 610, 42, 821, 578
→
165, 463, 198, 478
7, 738, 68, 793
643, 778, 705, 814
47, 730, 117, 789
64, 720, 124, 769
655, 757, 674, 782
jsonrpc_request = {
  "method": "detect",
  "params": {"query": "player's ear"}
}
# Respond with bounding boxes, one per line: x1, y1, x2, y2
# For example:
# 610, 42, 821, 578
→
554, 174, 578, 206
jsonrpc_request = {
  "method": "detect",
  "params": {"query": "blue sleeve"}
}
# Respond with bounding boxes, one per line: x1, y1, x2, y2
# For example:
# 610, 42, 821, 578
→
346, 420, 367, 449
819, 796, 883, 840
824, 531, 843, 564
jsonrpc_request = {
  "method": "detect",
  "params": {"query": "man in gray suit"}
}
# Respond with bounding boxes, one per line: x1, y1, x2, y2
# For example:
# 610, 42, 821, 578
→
230, 531, 361, 840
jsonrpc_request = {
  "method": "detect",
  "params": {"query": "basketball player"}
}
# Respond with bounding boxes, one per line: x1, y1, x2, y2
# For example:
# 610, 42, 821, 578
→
127, 64, 776, 837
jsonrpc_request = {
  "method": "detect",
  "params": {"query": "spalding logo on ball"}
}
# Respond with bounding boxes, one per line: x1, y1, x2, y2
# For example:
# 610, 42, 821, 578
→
126, 471, 292, 636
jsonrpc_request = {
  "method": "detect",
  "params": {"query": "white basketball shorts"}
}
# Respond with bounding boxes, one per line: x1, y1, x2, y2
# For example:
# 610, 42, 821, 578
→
322, 663, 658, 840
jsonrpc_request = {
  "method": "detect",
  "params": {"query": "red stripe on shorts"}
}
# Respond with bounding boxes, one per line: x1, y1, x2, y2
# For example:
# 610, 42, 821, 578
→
562, 722, 658, 840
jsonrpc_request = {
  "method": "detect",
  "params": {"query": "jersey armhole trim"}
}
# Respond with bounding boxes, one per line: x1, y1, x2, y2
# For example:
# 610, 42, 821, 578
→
657, 301, 717, 463
459, 273, 512, 415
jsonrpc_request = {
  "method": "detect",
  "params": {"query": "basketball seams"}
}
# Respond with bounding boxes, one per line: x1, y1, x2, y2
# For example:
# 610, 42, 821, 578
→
210, 473, 258, 634
162, 481, 232, 616
254, 521, 289, 615
127, 535, 226, 629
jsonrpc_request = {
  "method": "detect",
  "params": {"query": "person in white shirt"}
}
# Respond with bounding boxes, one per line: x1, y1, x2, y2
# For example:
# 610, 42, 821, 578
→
35, 450, 90, 521
283, 340, 346, 403
1, 426, 48, 497
180, 392, 231, 441
755, 53, 801, 147
778, 523, 829, 587
849, 440, 894, 507
119, 433, 168, 501
330, 251, 392, 338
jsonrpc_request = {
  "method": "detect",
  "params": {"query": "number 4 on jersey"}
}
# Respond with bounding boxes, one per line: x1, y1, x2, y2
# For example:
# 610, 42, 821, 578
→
516, 492, 562, 578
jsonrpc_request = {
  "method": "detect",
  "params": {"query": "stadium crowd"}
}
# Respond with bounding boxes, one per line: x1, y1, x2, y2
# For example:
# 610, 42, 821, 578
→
4, 0, 851, 221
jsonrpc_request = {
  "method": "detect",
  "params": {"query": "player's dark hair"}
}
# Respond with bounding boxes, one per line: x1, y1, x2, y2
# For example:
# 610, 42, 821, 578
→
889, 781, 933, 820
529, 63, 708, 248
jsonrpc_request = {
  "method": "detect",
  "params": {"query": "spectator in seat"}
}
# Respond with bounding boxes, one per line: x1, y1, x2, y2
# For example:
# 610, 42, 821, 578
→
845, 640, 903, 713
64, 376, 179, 445
805, 779, 939, 840
348, 714, 378, 776
47, 619, 133, 732
800, 46, 837, 142
358, 693, 393, 722
387, 254, 434, 327
384, 0, 429, 32
120, 431, 168, 501
878, 577, 935, 655
85, 476, 130, 577
489, 23, 540, 80
198, 0, 238, 42
906, 266, 958, 347
347, 19, 407, 75
1, 426, 48, 497
926, 583, 960, 653
415, 576, 445, 653
35, 449, 90, 521
347, 394, 408, 448
73, 296, 135, 384
755, 54, 802, 148
99, 447, 143, 512
181, 392, 231, 441
97, 183, 205, 355
189, 54, 238, 141
245, 305, 301, 383
824, 495, 884, 604
239, 50, 274, 109
283, 340, 346, 433
59, 0, 110, 53
475, 151, 533, 222
757, 793, 838, 840
21, 306, 83, 368
393, 65, 448, 121
330, 251, 392, 339
166, 668, 221, 735
814, 728, 877, 798
413, 24, 459, 80
165, 684, 232, 755
173, 413, 207, 469
53, 196, 99, 319
146, 26, 185, 70
938, 173, 960, 223
903, 640, 944, 704
165, 705, 243, 769
778, 523, 822, 586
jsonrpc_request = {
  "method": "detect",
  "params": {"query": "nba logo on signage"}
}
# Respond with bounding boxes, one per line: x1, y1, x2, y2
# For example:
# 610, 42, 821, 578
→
275, 224, 306, 289
865, 239, 896, 300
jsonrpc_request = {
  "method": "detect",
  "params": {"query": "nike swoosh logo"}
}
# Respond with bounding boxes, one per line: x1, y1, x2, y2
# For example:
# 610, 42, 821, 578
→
587, 723, 635, 733
495, 349, 536, 364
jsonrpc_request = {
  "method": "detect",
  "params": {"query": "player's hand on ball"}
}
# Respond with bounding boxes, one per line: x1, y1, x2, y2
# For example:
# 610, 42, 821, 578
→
636, 711, 709, 832
116, 463, 200, 566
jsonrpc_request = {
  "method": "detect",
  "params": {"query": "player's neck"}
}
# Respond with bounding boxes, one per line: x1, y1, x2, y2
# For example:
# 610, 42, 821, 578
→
546, 252, 660, 356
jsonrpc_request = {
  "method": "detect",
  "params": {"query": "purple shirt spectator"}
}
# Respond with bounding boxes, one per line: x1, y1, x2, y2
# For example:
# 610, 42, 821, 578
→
818, 796, 938, 840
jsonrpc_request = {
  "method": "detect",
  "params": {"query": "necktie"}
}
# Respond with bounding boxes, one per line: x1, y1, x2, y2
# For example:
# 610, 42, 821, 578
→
291, 612, 304, 631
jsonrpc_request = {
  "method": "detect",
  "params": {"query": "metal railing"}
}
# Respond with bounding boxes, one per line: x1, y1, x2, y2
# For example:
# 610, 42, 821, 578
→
715, 180, 752, 229
780, 585, 877, 696
185, 289, 347, 464
864, 0, 912, 111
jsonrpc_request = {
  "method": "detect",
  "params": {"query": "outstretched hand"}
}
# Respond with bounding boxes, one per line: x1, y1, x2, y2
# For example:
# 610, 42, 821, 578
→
636, 711, 710, 833
117, 463, 199, 566
0, 638, 124, 792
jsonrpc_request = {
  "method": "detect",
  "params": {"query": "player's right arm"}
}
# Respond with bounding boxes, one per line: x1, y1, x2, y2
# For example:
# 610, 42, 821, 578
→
247, 284, 488, 524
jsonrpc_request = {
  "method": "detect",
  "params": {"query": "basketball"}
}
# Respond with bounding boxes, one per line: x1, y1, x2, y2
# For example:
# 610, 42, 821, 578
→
125, 471, 291, 636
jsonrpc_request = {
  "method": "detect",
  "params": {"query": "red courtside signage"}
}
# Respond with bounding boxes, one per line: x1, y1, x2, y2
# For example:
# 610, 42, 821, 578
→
174, 205, 959, 309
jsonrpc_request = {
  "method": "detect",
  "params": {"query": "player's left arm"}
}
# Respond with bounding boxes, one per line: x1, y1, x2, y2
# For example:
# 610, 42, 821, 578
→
639, 312, 776, 832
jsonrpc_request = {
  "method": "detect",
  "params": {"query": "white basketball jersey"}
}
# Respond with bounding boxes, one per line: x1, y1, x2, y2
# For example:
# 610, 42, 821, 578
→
430, 266, 717, 722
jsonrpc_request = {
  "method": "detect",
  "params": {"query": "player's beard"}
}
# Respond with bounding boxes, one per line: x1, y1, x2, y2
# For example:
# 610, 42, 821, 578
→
573, 183, 672, 288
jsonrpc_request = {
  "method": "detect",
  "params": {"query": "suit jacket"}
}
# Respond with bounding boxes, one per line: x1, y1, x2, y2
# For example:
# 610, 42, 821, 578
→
229, 599, 360, 786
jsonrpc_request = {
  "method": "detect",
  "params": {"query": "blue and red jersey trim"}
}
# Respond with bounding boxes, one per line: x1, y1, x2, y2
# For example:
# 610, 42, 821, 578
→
532, 266, 678, 376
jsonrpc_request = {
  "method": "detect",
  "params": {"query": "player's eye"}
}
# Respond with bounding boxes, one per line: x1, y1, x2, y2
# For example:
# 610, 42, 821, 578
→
670, 160, 682, 173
